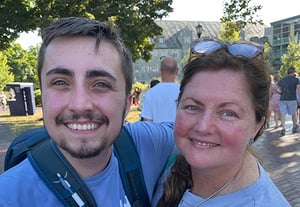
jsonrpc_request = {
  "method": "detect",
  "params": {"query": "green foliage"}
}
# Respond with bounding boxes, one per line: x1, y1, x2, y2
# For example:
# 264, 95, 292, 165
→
279, 39, 300, 76
263, 42, 276, 74
0, 0, 36, 49
219, 0, 262, 41
132, 82, 148, 93
0, 52, 14, 90
218, 22, 241, 42
3, 43, 39, 88
34, 89, 42, 106
0, 0, 173, 61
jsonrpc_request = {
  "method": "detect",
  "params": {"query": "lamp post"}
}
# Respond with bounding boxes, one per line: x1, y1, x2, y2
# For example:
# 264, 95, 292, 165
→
196, 23, 203, 39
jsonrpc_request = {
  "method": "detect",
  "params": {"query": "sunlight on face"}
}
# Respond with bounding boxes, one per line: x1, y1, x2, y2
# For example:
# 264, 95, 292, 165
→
41, 36, 131, 159
174, 69, 263, 170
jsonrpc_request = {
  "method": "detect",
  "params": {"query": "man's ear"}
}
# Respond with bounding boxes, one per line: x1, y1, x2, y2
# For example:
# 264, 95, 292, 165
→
125, 94, 132, 116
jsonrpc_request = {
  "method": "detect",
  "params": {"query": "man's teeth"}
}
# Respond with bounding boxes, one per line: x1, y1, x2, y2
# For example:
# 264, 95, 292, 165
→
67, 123, 99, 130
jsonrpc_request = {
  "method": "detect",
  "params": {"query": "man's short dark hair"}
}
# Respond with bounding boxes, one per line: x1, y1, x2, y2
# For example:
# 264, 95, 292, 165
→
288, 67, 296, 75
38, 17, 133, 96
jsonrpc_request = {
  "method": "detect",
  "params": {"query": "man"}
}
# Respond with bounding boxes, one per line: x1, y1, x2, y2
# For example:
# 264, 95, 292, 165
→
278, 67, 300, 136
141, 56, 180, 122
0, 17, 174, 207
138, 79, 160, 112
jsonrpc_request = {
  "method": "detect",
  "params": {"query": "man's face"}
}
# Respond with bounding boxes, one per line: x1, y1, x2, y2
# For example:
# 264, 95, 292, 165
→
41, 36, 131, 159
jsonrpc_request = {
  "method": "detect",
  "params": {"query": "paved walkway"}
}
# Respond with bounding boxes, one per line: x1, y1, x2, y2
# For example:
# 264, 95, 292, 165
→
0, 118, 299, 206
254, 125, 300, 206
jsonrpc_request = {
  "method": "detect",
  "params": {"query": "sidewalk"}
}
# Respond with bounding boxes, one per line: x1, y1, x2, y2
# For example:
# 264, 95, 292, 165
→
254, 120, 300, 206
0, 118, 299, 206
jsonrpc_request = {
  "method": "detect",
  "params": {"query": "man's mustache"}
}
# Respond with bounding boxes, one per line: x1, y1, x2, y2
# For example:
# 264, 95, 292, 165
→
55, 112, 109, 125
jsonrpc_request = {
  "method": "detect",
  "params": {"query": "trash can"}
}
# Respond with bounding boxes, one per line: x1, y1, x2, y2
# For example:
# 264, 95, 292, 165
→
6, 82, 36, 116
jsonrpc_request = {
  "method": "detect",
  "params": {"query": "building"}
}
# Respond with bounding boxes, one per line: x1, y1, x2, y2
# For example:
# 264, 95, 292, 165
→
133, 20, 266, 83
271, 15, 300, 70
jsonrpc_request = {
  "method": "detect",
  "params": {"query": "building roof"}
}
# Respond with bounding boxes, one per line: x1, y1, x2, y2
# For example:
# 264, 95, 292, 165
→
155, 20, 266, 41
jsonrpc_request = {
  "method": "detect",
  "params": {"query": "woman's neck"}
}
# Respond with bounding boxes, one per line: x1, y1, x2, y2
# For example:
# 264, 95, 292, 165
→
191, 153, 259, 198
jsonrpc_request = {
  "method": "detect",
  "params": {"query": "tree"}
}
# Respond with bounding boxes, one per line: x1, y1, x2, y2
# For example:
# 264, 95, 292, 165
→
219, 0, 262, 41
262, 42, 274, 74
280, 39, 300, 76
3, 43, 39, 87
0, 52, 14, 90
0, 0, 173, 61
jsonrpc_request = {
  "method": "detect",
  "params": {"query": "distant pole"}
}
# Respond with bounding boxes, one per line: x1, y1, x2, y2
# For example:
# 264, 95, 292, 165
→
196, 23, 203, 39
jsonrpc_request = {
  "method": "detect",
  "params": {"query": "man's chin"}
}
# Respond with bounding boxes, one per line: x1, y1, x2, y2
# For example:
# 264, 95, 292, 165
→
64, 146, 103, 159
59, 139, 105, 159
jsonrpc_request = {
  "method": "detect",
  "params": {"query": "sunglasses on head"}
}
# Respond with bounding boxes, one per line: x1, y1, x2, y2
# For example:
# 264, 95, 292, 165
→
191, 39, 264, 58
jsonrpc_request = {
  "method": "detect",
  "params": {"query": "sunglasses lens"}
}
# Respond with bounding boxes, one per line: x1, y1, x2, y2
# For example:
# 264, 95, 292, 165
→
228, 43, 262, 58
193, 41, 222, 54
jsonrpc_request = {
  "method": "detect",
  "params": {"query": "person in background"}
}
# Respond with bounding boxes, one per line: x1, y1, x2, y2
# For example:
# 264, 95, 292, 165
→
141, 56, 180, 122
138, 79, 160, 113
296, 73, 300, 126
0, 17, 175, 207
132, 86, 142, 106
0, 90, 7, 111
277, 67, 300, 136
156, 40, 290, 207
267, 73, 281, 129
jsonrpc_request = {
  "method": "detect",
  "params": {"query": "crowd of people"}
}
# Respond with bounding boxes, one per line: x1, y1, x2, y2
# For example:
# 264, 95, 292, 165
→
267, 67, 300, 136
0, 17, 292, 207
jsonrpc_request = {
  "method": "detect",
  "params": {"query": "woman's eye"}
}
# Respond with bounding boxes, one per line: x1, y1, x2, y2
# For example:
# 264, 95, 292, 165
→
222, 111, 237, 118
185, 105, 199, 112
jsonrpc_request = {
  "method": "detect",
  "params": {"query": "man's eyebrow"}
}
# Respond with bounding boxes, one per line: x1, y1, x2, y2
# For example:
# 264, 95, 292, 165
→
86, 69, 117, 82
45, 67, 74, 77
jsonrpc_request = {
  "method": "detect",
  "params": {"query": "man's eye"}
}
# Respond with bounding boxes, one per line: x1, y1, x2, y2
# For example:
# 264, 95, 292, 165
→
52, 80, 67, 86
95, 81, 111, 89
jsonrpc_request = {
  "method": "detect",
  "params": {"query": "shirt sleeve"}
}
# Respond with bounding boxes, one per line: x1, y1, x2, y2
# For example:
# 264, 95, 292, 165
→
124, 121, 175, 202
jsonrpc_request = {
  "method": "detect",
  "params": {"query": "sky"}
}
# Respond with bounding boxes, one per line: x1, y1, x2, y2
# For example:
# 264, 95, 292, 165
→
17, 0, 300, 49
163, 0, 300, 26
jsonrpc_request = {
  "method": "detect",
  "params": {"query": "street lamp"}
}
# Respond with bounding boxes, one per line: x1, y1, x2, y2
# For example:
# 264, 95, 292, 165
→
196, 23, 203, 38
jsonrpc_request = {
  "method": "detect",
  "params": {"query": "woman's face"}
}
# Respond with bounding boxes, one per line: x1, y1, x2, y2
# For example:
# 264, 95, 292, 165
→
175, 69, 264, 171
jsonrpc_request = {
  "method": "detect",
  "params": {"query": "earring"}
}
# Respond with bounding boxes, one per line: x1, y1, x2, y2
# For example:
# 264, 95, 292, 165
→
249, 138, 255, 145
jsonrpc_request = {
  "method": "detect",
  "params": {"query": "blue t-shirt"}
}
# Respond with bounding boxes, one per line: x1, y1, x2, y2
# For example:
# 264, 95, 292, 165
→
0, 121, 175, 207
178, 163, 291, 207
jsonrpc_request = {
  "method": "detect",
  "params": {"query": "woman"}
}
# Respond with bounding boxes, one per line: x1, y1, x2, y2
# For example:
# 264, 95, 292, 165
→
156, 40, 290, 206
268, 74, 281, 128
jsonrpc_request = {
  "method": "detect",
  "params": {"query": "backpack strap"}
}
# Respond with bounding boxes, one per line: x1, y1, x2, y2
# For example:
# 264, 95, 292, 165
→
28, 139, 97, 207
114, 127, 151, 207
6, 126, 150, 207
4, 127, 49, 170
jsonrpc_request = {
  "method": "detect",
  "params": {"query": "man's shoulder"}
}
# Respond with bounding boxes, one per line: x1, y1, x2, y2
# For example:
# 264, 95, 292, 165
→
125, 121, 174, 135
124, 122, 174, 144
0, 158, 38, 192
279, 76, 296, 84
1, 158, 34, 180
148, 82, 179, 93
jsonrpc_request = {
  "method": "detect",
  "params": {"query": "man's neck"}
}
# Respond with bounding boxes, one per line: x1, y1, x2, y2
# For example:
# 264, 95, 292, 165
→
60, 146, 113, 178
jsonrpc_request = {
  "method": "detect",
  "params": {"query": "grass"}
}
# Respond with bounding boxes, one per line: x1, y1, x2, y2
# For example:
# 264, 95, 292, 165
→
0, 106, 141, 136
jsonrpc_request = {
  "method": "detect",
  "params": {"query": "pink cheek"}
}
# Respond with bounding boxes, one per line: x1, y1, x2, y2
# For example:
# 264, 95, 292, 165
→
174, 117, 189, 139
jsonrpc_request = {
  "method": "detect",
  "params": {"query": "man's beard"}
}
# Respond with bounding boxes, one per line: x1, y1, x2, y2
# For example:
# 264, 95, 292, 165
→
54, 107, 127, 159
59, 137, 109, 159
